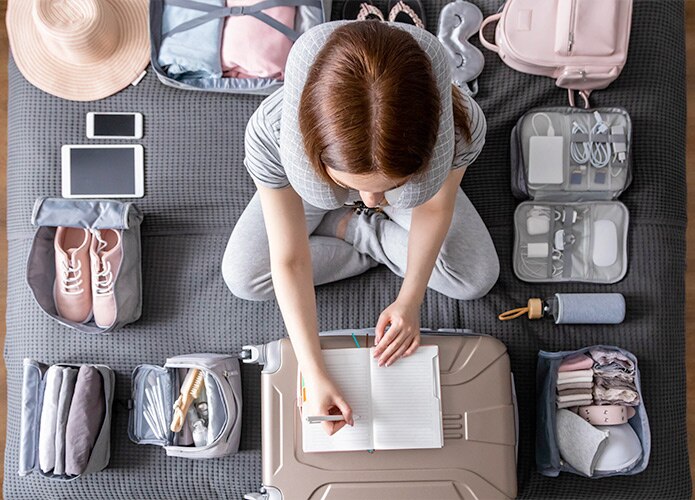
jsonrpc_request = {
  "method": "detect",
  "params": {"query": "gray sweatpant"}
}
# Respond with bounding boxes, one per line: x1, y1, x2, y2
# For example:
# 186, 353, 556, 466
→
222, 188, 499, 301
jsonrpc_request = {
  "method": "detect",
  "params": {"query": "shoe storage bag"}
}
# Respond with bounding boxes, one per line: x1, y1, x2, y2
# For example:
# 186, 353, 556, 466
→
128, 354, 243, 459
510, 107, 632, 283
536, 346, 650, 478
18, 359, 116, 479
26, 198, 144, 334
150, 0, 332, 95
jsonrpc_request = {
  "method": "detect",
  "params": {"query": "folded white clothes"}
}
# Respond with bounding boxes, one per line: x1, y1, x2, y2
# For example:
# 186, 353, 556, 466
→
557, 374, 594, 385
39, 366, 63, 473
557, 369, 594, 381
557, 393, 594, 403
557, 399, 594, 409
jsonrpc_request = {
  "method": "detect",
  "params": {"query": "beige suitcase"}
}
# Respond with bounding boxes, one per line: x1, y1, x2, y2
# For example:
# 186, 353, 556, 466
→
243, 328, 518, 500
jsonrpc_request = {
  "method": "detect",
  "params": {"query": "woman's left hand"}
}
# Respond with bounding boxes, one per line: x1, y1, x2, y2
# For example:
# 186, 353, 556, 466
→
373, 299, 421, 367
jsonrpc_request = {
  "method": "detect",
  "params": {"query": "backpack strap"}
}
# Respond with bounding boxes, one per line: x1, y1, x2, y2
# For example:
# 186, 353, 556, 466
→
568, 89, 592, 109
478, 13, 501, 53
162, 0, 322, 42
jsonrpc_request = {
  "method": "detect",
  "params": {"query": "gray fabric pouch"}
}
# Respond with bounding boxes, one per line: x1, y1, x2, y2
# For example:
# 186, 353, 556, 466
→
513, 201, 629, 283
511, 107, 633, 201
128, 354, 243, 459
536, 346, 651, 478
510, 108, 632, 284
26, 197, 144, 333
18, 359, 115, 480
149, 0, 332, 95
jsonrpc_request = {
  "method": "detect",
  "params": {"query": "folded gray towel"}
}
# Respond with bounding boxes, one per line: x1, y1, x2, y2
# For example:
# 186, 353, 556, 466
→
65, 366, 105, 476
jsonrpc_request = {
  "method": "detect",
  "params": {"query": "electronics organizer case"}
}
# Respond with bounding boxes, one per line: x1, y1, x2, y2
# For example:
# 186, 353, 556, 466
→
246, 329, 518, 500
510, 107, 631, 284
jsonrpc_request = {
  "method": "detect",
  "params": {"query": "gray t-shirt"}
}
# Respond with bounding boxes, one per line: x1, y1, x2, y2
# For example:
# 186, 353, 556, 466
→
244, 87, 487, 196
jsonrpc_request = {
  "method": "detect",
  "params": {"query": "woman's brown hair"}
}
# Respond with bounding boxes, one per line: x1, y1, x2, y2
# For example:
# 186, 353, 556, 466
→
299, 22, 472, 184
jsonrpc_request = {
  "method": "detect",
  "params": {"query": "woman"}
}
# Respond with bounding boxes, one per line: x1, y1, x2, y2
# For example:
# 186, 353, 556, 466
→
222, 21, 499, 435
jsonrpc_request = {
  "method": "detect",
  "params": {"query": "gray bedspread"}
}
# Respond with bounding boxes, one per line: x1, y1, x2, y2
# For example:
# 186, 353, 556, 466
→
4, 0, 690, 498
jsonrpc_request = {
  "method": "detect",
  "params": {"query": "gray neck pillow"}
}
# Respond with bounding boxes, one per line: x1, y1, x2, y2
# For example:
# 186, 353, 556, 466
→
280, 21, 455, 210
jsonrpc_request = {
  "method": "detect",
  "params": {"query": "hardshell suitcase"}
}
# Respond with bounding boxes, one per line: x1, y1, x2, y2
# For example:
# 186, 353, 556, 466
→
243, 328, 518, 499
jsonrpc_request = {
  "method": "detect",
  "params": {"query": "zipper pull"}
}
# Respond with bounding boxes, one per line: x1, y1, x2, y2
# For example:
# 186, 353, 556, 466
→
568, 32, 574, 53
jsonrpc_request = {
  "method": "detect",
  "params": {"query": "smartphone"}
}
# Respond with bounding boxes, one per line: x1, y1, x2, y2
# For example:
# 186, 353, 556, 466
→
86, 112, 143, 139
61, 145, 145, 198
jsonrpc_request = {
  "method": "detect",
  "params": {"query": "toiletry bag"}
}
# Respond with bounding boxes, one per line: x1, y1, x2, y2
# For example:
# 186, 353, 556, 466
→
511, 108, 631, 283
26, 198, 144, 333
150, 0, 332, 95
537, 346, 650, 478
479, 0, 633, 107
128, 354, 242, 459
19, 359, 116, 479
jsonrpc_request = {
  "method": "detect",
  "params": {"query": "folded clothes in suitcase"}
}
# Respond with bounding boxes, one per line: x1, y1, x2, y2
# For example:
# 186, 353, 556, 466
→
242, 328, 518, 500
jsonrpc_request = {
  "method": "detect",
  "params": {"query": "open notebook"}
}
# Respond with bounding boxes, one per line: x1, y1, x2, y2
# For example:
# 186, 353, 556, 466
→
302, 345, 442, 453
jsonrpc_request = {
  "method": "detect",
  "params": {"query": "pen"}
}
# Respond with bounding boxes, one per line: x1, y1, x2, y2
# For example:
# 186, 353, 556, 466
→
305, 415, 361, 424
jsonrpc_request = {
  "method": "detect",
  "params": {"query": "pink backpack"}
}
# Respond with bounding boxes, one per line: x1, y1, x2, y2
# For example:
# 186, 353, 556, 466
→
479, 0, 633, 107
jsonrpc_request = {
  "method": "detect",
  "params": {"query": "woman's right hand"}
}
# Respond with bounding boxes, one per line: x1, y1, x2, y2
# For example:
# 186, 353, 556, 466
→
303, 371, 354, 436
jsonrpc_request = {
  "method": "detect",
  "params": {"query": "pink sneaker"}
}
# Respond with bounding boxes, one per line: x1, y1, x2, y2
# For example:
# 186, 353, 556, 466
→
53, 227, 92, 323
90, 229, 123, 329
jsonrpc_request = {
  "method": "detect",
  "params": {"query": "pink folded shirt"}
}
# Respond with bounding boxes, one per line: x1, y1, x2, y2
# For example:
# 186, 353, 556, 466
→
221, 0, 296, 79
558, 353, 594, 372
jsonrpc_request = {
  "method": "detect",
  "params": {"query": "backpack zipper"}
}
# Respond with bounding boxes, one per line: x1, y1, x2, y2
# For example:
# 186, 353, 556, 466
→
567, 0, 577, 54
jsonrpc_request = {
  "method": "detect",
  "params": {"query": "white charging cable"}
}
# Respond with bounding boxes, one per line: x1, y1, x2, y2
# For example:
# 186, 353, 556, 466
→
589, 111, 611, 169
570, 120, 590, 165
532, 113, 555, 137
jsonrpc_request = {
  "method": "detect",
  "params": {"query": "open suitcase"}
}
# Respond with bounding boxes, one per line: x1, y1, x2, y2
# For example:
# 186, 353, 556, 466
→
243, 328, 518, 500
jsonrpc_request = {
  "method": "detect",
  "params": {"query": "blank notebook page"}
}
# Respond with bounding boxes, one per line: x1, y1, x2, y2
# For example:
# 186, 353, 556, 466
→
370, 345, 442, 450
301, 349, 374, 452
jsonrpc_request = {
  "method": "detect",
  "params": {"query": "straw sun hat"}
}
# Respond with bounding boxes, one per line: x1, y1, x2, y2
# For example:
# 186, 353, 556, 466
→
7, 0, 150, 101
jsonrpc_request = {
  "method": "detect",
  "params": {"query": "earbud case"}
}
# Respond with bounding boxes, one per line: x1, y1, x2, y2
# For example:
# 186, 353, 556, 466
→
128, 353, 242, 459
18, 359, 115, 480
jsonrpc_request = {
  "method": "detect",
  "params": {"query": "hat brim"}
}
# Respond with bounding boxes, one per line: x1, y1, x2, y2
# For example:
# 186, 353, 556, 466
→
7, 0, 150, 101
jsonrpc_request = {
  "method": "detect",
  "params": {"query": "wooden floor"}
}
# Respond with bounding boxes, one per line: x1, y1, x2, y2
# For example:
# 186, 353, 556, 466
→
0, 0, 692, 494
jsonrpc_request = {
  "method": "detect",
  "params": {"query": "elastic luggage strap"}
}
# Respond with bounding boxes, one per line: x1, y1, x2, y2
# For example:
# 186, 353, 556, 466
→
163, 0, 322, 41
561, 217, 574, 279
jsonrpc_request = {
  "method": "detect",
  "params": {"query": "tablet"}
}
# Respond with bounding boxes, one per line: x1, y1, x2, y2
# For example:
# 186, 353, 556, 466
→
61, 145, 144, 198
